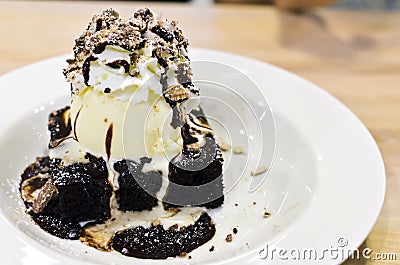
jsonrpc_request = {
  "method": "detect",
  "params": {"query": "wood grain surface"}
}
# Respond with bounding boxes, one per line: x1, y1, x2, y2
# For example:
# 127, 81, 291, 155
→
0, 1, 399, 264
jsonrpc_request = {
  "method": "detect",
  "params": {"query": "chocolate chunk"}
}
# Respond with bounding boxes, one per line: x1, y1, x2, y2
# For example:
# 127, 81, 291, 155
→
151, 25, 174, 43
225, 234, 233, 242
95, 18, 103, 32
134, 8, 153, 23
32, 178, 57, 214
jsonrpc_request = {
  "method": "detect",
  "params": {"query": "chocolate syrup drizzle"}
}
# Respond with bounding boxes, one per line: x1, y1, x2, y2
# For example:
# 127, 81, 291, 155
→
73, 105, 83, 142
105, 123, 113, 160
106, 60, 130, 73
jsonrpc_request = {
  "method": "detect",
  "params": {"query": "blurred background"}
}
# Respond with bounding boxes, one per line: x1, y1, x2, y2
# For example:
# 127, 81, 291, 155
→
18, 0, 400, 10
331, 0, 400, 9
154, 0, 400, 10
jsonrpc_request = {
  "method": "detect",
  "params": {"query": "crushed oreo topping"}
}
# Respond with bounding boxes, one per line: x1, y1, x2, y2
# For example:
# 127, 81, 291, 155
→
164, 84, 189, 103
64, 8, 191, 101
151, 25, 174, 42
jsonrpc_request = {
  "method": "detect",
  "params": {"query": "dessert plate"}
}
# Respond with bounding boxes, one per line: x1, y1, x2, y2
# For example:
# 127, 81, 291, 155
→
0, 48, 385, 264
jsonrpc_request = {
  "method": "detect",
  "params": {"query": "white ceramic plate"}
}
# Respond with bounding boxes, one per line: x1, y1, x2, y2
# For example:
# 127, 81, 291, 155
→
0, 48, 385, 265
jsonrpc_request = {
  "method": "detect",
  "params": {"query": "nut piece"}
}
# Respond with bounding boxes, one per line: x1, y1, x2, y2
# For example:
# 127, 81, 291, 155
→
251, 166, 269, 176
225, 234, 233, 242
164, 84, 189, 102
233, 146, 244, 154
219, 141, 231, 152
263, 211, 271, 218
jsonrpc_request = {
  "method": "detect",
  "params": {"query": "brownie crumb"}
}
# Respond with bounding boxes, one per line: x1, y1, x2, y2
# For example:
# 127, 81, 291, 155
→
188, 256, 192, 259
233, 228, 238, 234
234, 203, 238, 206
104, 87, 111, 93
104, 118, 108, 123
253, 201, 256, 205
225, 234, 233, 242
263, 211, 271, 218
209, 245, 215, 252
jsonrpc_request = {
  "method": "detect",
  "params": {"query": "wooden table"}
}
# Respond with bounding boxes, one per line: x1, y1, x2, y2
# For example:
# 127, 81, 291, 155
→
0, 1, 399, 264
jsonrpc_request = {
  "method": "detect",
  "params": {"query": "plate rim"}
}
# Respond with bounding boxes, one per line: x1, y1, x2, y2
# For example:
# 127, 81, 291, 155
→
0, 47, 386, 265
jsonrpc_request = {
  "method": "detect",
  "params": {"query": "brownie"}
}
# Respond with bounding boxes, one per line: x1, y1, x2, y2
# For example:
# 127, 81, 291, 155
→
20, 153, 112, 239
114, 157, 162, 212
163, 136, 224, 209
111, 212, 215, 259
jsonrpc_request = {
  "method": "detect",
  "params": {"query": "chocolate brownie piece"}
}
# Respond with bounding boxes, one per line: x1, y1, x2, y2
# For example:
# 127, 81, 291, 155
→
114, 157, 162, 212
20, 153, 112, 239
163, 136, 224, 209
111, 212, 215, 259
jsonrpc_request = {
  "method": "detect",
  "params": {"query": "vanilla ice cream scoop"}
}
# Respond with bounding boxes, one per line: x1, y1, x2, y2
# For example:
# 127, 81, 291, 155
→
63, 8, 199, 160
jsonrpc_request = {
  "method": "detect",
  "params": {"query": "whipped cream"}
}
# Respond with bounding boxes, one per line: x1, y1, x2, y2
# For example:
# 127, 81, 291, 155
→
64, 8, 195, 104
